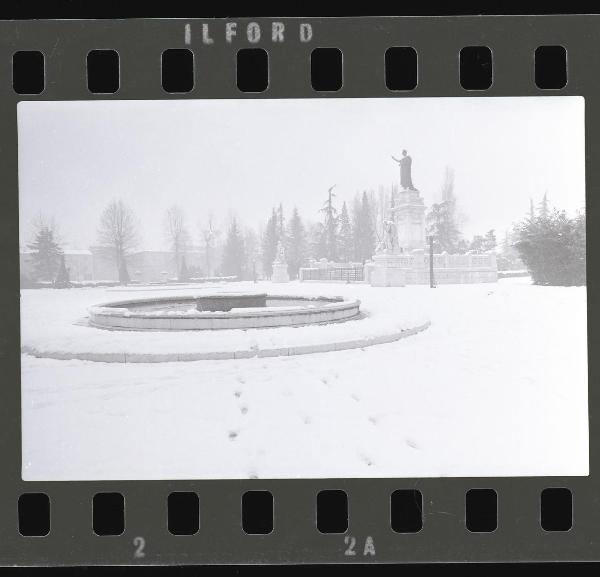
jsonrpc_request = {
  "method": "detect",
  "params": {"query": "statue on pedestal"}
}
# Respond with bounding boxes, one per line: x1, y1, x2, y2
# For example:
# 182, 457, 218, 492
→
391, 149, 416, 191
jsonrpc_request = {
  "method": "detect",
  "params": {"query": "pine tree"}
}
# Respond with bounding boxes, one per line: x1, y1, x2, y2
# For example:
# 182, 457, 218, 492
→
469, 235, 485, 252
441, 167, 455, 202
337, 202, 353, 262
54, 254, 70, 288
244, 228, 260, 281
222, 218, 245, 279
261, 208, 279, 278
529, 198, 535, 220
308, 221, 327, 260
286, 207, 307, 279
27, 220, 63, 282
319, 185, 338, 261
483, 229, 497, 252
538, 192, 550, 219
202, 216, 220, 278
426, 199, 460, 253
277, 203, 285, 238
352, 191, 376, 263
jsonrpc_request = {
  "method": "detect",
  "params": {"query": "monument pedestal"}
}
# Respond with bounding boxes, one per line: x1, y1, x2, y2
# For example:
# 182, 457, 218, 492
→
369, 252, 411, 287
393, 188, 426, 252
272, 262, 290, 283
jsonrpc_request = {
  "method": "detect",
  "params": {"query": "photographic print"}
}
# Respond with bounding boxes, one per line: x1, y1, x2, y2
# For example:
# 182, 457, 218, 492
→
18, 97, 587, 480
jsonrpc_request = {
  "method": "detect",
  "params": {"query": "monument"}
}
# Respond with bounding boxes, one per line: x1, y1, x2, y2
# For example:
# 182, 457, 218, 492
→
367, 149, 497, 287
271, 240, 290, 283
370, 150, 426, 286
391, 150, 426, 252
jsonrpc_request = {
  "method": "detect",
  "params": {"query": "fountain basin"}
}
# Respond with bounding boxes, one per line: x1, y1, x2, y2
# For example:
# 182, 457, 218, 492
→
88, 293, 361, 331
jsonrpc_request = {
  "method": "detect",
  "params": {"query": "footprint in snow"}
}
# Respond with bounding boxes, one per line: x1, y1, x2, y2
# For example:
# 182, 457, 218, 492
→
234, 390, 242, 398
368, 416, 378, 425
240, 405, 248, 415
350, 394, 360, 402
236, 376, 246, 384
302, 415, 312, 424
248, 471, 259, 479
228, 430, 239, 441
405, 438, 419, 450
320, 377, 330, 387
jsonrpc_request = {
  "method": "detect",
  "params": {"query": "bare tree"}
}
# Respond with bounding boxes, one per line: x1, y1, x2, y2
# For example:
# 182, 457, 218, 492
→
164, 205, 190, 275
97, 199, 138, 284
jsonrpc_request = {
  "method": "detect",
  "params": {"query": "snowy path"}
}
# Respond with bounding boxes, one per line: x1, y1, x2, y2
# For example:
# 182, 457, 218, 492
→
21, 279, 588, 480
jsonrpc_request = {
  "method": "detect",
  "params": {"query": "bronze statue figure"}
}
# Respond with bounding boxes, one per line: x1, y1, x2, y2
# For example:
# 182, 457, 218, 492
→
391, 149, 415, 190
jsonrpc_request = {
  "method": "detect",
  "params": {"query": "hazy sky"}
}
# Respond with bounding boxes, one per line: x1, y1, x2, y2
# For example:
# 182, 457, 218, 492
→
18, 97, 585, 251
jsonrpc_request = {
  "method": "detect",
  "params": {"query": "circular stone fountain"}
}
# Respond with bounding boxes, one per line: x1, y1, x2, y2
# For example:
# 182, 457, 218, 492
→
88, 293, 361, 331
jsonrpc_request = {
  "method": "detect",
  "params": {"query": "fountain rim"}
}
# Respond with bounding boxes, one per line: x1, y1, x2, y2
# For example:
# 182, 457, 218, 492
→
88, 293, 361, 322
87, 293, 362, 331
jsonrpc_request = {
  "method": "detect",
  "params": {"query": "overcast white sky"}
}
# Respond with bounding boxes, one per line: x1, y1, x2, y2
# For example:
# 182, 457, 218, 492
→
18, 97, 585, 251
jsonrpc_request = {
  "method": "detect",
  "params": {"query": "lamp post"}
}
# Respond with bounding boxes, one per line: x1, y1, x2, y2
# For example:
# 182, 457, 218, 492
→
428, 235, 437, 289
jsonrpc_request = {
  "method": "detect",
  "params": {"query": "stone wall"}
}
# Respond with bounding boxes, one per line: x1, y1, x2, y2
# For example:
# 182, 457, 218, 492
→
366, 249, 497, 286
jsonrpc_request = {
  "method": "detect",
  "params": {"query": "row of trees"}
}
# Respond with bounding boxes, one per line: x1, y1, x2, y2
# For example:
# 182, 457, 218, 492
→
255, 190, 377, 280
26, 165, 585, 287
24, 168, 496, 286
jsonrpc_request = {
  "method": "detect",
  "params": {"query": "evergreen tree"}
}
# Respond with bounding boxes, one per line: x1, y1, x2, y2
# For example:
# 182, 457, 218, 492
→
469, 234, 485, 252
337, 202, 353, 262
538, 192, 550, 219
178, 256, 190, 282
514, 208, 586, 286
426, 199, 460, 253
319, 185, 338, 261
244, 228, 260, 281
483, 229, 497, 252
27, 220, 63, 282
54, 254, 71, 288
222, 218, 245, 279
286, 207, 307, 279
308, 221, 327, 260
529, 198, 535, 220
201, 216, 220, 278
352, 191, 376, 263
441, 166, 455, 202
277, 203, 285, 238
261, 208, 279, 278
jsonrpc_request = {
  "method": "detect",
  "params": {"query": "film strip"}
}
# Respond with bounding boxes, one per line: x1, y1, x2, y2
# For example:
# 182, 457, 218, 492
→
0, 15, 597, 565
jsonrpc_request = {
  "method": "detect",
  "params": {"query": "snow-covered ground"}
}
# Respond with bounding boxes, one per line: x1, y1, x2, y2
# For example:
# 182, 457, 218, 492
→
21, 278, 588, 480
